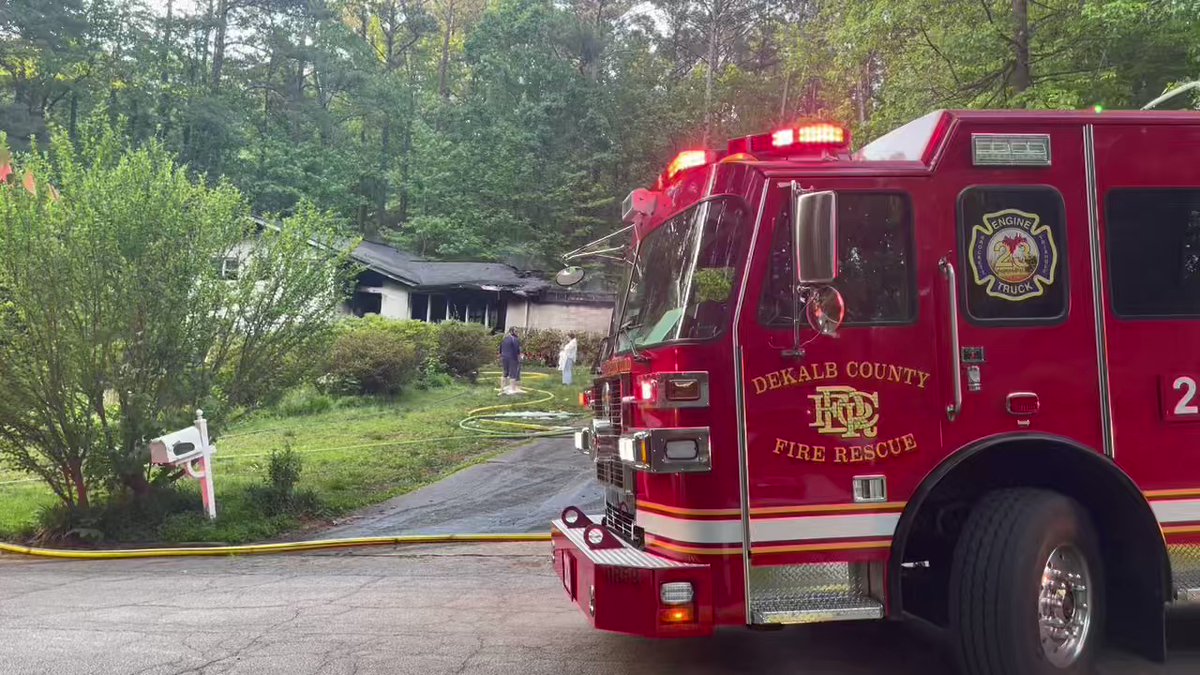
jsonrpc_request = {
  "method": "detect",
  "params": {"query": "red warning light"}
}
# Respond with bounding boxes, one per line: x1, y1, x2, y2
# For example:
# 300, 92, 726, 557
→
664, 150, 712, 181
729, 122, 850, 156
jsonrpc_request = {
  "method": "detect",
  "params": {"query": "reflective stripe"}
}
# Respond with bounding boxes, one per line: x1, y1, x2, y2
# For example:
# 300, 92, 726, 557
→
1151, 498, 1200, 524
636, 509, 900, 545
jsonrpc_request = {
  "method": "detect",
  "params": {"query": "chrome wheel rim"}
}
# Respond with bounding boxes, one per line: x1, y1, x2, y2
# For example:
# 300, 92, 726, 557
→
1038, 544, 1093, 668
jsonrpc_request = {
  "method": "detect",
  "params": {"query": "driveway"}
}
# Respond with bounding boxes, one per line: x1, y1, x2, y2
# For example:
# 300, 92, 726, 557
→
1, 544, 1197, 675
320, 438, 603, 537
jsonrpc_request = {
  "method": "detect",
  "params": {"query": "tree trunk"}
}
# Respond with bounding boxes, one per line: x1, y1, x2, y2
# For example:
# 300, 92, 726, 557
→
399, 94, 412, 224
201, 0, 214, 76
212, 0, 229, 92
69, 461, 88, 510
438, 0, 455, 100
377, 115, 391, 235
1011, 0, 1032, 93
68, 93, 78, 141
703, 0, 719, 144
778, 70, 790, 125
159, 0, 174, 139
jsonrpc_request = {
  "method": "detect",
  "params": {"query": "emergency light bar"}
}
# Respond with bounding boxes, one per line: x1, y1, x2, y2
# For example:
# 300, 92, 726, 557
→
728, 122, 850, 156
664, 150, 714, 182
653, 122, 849, 188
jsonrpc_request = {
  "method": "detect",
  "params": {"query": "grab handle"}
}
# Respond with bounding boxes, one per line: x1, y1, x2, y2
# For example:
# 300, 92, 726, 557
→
939, 257, 962, 421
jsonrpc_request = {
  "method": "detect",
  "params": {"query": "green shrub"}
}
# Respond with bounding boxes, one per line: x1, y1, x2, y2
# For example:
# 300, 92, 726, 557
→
247, 445, 321, 516
436, 321, 494, 378
327, 322, 422, 395
337, 316, 438, 360
34, 486, 200, 545
511, 328, 606, 368
516, 328, 563, 366
576, 332, 605, 366
417, 355, 454, 389
277, 384, 334, 417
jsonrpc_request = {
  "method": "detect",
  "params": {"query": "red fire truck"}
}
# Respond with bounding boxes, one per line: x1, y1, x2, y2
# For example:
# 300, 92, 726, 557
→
551, 110, 1200, 674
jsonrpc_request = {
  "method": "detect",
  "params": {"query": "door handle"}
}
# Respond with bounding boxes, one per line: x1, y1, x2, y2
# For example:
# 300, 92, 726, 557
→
939, 257, 962, 421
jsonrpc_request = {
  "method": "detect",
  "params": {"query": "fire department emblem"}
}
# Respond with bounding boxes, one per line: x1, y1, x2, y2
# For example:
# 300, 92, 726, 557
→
968, 209, 1058, 301
809, 385, 879, 439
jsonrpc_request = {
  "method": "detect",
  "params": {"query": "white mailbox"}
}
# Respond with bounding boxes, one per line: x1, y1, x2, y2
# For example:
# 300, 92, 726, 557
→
149, 426, 207, 466
149, 410, 218, 520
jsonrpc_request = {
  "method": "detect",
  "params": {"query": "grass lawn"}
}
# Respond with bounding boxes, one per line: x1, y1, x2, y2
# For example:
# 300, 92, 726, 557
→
0, 366, 590, 544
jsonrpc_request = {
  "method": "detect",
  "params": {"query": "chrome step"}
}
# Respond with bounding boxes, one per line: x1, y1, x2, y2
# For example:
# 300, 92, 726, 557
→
1170, 544, 1200, 604
748, 561, 885, 625
751, 591, 884, 624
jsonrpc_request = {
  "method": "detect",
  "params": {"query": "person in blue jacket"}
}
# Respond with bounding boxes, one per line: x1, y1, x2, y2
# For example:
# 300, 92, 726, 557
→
499, 327, 522, 395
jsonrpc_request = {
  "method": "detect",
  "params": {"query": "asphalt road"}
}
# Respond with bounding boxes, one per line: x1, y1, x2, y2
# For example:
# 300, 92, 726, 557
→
320, 438, 603, 537
1, 544, 1199, 675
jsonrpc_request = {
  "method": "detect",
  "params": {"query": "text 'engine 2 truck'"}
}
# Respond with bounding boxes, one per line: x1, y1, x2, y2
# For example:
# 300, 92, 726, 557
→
551, 110, 1200, 674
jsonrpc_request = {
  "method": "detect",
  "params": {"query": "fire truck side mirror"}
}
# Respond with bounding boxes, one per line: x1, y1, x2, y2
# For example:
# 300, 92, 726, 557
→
555, 266, 586, 287
806, 286, 845, 337
793, 189, 839, 284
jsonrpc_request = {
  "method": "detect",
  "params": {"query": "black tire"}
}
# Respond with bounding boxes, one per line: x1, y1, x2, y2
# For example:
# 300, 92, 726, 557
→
949, 488, 1105, 675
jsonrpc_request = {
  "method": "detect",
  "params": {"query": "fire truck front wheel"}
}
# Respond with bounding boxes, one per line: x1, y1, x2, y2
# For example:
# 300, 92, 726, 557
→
949, 488, 1104, 675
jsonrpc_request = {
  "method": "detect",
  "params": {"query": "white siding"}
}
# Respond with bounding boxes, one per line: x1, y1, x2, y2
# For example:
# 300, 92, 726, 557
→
378, 281, 410, 319
508, 300, 612, 334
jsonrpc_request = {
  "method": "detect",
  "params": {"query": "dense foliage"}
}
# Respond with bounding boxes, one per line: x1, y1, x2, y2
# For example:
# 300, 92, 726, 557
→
0, 126, 349, 511
510, 327, 604, 367
4, 0, 1194, 268
435, 321, 495, 378
327, 320, 424, 394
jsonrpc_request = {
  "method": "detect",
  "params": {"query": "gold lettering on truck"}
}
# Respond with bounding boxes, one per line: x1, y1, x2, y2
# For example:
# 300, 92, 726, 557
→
809, 385, 879, 439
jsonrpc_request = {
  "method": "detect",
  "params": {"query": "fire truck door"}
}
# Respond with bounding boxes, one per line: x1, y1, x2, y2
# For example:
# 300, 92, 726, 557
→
1091, 123, 1200, 495
736, 178, 944, 621
937, 125, 1103, 456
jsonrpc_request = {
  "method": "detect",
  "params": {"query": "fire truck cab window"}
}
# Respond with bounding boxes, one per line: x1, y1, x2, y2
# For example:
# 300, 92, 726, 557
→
759, 192, 915, 326
1106, 189, 1200, 318
957, 186, 1068, 323
617, 198, 747, 350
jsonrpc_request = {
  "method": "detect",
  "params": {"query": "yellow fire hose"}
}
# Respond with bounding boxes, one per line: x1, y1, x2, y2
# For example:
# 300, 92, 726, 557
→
0, 371, 579, 560
0, 532, 551, 560
458, 370, 581, 438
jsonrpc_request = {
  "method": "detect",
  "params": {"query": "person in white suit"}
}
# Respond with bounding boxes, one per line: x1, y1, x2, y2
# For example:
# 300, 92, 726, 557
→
558, 333, 578, 385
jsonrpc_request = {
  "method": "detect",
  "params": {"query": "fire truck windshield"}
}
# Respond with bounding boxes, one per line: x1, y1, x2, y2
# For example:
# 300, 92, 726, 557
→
616, 198, 747, 351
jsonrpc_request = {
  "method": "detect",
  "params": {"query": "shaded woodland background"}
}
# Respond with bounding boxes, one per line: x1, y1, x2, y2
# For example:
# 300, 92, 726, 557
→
2, 0, 1196, 266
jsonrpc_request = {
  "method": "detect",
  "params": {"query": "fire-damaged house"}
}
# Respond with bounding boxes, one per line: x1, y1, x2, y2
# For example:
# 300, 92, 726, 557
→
241, 219, 614, 333
349, 241, 615, 333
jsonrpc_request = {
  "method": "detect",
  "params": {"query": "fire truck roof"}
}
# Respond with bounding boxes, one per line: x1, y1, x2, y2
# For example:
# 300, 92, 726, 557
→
859, 108, 1200, 166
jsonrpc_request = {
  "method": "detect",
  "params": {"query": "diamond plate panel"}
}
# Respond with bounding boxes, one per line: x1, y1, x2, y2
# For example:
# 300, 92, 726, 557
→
1170, 544, 1200, 601
750, 562, 869, 595
748, 563, 884, 624
752, 593, 883, 624
553, 519, 700, 569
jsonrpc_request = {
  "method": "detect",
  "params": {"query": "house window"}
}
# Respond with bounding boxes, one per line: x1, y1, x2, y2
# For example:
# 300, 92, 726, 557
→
350, 291, 382, 317
410, 293, 429, 321
429, 295, 447, 322
217, 257, 240, 280
468, 304, 486, 324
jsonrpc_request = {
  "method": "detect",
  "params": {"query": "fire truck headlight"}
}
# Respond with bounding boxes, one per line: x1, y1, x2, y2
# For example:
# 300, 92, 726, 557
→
659, 582, 694, 605
665, 439, 699, 461
618, 437, 636, 462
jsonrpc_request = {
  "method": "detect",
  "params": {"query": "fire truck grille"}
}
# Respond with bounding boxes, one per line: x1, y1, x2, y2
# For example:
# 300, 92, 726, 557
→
605, 503, 642, 546
595, 460, 625, 490
590, 377, 625, 437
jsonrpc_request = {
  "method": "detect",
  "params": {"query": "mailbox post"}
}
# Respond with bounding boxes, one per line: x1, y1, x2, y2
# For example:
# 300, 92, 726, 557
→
148, 409, 218, 520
